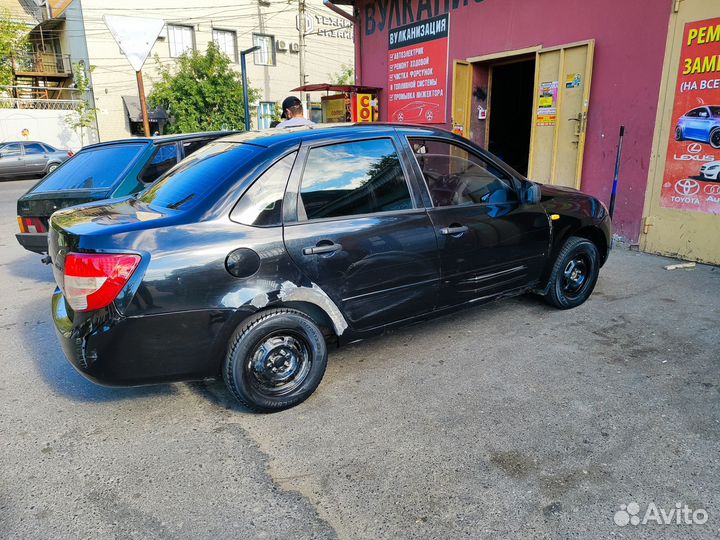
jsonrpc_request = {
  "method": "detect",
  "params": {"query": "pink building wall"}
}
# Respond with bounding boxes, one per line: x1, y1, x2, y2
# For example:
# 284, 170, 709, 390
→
353, 0, 673, 241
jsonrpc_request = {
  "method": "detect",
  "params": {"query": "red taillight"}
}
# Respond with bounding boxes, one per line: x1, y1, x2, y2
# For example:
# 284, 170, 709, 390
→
67, 151, 74, 157
64, 253, 141, 312
18, 216, 47, 234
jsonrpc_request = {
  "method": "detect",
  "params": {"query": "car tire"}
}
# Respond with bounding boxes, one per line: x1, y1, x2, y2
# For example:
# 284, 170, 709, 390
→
544, 236, 600, 309
675, 126, 683, 141
223, 308, 328, 413
710, 128, 720, 149
46, 164, 59, 175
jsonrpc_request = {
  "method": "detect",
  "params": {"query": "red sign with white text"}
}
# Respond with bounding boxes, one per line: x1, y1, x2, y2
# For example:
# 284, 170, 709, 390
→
387, 14, 448, 124
661, 18, 720, 215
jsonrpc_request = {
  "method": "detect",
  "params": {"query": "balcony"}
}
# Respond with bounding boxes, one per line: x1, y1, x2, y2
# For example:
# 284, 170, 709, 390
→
0, 86, 80, 110
12, 53, 72, 78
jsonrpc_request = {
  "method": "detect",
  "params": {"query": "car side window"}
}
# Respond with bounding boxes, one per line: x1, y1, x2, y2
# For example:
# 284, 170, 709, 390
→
231, 152, 296, 227
182, 138, 211, 158
0, 143, 21, 158
24, 143, 46, 155
698, 108, 710, 118
298, 138, 412, 220
139, 144, 179, 183
409, 138, 517, 208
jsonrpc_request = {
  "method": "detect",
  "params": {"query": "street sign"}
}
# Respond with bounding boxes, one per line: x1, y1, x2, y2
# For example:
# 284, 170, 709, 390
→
103, 15, 165, 72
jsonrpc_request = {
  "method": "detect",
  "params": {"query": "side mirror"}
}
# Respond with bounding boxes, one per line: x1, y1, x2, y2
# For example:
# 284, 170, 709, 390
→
523, 182, 542, 205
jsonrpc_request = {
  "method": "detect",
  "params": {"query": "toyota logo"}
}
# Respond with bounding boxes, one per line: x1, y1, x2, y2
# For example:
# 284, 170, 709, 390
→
687, 142, 702, 154
704, 184, 720, 195
675, 178, 700, 195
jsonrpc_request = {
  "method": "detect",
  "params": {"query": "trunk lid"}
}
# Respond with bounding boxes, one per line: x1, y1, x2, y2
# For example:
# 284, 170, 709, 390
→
49, 198, 170, 292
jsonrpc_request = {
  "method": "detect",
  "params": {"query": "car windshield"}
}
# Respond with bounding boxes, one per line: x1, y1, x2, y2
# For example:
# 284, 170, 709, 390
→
710, 106, 720, 117
136, 142, 260, 210
32, 144, 145, 192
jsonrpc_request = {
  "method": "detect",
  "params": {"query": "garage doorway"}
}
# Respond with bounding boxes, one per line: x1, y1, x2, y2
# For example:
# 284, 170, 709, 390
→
487, 58, 535, 176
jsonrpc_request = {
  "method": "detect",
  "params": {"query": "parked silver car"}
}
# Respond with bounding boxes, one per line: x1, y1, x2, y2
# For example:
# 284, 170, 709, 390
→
0, 141, 72, 180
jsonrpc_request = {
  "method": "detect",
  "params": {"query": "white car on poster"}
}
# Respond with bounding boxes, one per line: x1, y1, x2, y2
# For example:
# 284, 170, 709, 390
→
699, 160, 720, 180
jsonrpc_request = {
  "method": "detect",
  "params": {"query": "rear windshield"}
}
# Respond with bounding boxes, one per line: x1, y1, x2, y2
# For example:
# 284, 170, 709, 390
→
136, 142, 260, 210
33, 144, 145, 193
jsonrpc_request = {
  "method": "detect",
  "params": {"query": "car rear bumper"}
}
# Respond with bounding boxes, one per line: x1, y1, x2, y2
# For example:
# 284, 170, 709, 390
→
51, 288, 237, 386
16, 232, 48, 254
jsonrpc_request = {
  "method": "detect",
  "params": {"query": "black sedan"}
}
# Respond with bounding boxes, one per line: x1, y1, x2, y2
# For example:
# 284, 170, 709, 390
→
16, 131, 232, 254
48, 124, 611, 412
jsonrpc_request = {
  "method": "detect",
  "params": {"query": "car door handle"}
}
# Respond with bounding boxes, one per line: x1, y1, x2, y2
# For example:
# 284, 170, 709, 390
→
302, 243, 342, 255
440, 225, 469, 235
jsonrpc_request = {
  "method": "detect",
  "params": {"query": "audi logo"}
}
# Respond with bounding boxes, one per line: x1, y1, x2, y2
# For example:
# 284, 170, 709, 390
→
704, 184, 720, 195
674, 179, 700, 196
687, 142, 702, 154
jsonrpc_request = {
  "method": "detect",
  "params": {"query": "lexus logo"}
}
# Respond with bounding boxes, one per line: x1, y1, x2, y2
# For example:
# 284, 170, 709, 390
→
704, 184, 720, 195
675, 178, 700, 195
687, 142, 702, 154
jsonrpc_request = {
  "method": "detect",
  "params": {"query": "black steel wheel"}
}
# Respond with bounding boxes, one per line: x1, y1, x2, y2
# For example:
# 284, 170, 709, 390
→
224, 308, 328, 412
710, 128, 720, 149
544, 236, 600, 309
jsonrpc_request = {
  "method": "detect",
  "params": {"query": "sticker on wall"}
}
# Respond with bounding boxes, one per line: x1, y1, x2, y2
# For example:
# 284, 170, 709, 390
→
660, 17, 720, 215
536, 81, 558, 126
565, 73, 582, 88
387, 14, 449, 124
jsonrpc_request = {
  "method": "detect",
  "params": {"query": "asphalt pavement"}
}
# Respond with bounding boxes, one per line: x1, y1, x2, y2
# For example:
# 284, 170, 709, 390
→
0, 178, 718, 539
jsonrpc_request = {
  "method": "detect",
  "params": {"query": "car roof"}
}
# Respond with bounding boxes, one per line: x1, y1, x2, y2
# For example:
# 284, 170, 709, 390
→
218, 123, 454, 148
1, 140, 54, 145
78, 131, 238, 151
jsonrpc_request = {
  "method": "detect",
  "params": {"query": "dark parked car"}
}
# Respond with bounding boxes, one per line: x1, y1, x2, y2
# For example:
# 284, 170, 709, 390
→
0, 141, 72, 179
48, 124, 611, 412
16, 131, 232, 254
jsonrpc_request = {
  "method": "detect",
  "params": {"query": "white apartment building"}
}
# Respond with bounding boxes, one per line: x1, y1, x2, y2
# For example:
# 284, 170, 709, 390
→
8, 0, 355, 141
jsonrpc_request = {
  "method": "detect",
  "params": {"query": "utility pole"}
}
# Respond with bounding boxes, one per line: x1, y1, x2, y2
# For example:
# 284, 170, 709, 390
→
298, 0, 307, 97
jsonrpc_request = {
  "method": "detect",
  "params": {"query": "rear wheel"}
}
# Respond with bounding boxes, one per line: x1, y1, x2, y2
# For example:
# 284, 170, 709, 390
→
224, 308, 328, 412
675, 126, 684, 141
46, 163, 59, 175
544, 236, 600, 309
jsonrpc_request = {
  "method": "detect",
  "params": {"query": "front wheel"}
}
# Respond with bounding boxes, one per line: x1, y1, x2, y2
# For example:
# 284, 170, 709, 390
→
544, 236, 600, 309
710, 128, 720, 149
675, 126, 684, 141
224, 308, 328, 412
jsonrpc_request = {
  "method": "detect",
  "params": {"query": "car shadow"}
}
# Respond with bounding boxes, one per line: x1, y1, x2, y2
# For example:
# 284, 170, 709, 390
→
19, 295, 178, 403
4, 252, 55, 283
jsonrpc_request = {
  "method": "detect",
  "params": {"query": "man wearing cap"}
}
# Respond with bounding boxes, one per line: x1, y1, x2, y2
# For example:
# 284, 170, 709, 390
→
276, 96, 315, 127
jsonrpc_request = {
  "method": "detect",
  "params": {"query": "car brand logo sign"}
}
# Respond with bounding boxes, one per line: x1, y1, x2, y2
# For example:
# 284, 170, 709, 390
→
687, 142, 702, 154
674, 179, 700, 196
704, 184, 720, 195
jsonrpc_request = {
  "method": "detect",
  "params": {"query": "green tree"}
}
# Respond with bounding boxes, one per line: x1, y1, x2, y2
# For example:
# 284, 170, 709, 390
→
65, 63, 98, 147
149, 42, 260, 133
329, 63, 354, 85
0, 8, 29, 88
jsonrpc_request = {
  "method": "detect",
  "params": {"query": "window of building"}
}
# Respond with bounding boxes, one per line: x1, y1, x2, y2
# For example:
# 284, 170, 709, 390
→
299, 139, 412, 220
252, 34, 275, 66
409, 138, 517, 208
257, 102, 275, 130
212, 29, 237, 62
231, 152, 296, 227
168, 24, 195, 58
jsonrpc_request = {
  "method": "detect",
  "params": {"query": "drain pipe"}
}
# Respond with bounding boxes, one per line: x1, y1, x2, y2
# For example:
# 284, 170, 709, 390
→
323, 0, 361, 85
